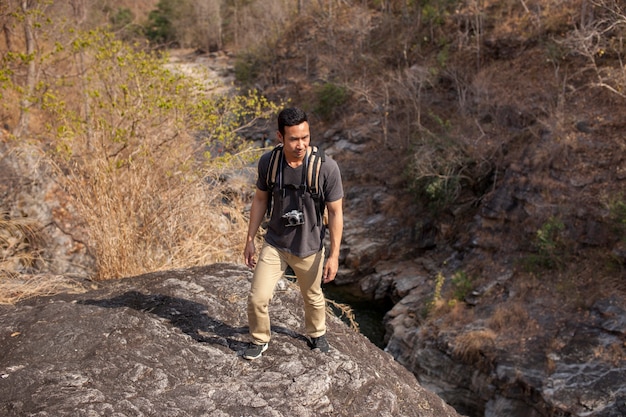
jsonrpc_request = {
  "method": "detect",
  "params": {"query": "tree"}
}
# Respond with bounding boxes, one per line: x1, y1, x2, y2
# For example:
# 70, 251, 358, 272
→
145, 0, 223, 50
14, 0, 38, 137
41, 29, 280, 278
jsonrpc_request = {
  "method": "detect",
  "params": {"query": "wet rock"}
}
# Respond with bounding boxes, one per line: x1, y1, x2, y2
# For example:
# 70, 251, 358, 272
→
0, 263, 462, 417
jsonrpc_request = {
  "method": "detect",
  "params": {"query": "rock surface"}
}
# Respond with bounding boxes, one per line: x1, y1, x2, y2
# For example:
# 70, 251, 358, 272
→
0, 263, 462, 417
365, 259, 626, 417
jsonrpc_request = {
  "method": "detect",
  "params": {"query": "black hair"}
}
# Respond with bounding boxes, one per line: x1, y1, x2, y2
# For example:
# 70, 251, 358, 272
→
277, 107, 308, 136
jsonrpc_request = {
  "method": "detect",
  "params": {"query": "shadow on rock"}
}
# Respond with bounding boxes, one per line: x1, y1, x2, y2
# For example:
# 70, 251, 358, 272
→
80, 291, 250, 351
79, 290, 309, 353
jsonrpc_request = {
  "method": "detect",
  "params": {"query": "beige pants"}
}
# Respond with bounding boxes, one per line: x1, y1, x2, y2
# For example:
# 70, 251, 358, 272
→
247, 242, 326, 345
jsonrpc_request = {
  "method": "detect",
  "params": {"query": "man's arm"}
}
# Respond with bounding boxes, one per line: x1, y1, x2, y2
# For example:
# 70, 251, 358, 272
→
244, 188, 269, 268
323, 198, 343, 283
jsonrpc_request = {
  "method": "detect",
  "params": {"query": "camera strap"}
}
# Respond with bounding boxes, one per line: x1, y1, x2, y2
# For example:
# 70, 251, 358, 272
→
267, 145, 324, 225
277, 148, 309, 192
276, 151, 306, 216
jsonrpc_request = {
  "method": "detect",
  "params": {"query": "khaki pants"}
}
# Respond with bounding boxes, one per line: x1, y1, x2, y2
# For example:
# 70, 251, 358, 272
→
247, 242, 326, 345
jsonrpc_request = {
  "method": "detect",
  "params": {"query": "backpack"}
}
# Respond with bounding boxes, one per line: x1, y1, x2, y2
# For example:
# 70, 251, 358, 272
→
265, 144, 327, 226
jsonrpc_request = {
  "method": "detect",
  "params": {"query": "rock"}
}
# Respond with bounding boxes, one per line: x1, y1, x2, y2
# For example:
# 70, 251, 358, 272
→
0, 141, 94, 277
592, 297, 626, 334
0, 263, 462, 417
575, 121, 594, 133
385, 289, 626, 417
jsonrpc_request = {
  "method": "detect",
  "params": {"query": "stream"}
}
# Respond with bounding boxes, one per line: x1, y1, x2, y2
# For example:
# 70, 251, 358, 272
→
324, 282, 393, 349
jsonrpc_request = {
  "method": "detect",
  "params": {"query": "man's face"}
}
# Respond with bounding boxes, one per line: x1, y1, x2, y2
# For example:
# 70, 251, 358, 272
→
278, 122, 310, 163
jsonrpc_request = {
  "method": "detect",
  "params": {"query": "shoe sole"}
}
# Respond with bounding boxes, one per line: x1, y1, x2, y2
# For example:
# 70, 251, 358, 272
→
243, 343, 268, 360
310, 338, 330, 353
312, 346, 330, 353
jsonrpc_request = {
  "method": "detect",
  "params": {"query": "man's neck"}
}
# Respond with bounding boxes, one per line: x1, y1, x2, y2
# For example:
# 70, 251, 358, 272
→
284, 146, 310, 168
286, 159, 304, 168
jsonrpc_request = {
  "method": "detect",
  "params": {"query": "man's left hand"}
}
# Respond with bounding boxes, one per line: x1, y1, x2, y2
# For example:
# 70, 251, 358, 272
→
322, 257, 338, 283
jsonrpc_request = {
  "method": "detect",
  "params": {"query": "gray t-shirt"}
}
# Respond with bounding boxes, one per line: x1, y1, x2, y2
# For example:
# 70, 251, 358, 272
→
256, 148, 343, 257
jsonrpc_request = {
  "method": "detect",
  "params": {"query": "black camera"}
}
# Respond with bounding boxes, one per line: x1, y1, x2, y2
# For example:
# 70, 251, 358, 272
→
282, 210, 305, 227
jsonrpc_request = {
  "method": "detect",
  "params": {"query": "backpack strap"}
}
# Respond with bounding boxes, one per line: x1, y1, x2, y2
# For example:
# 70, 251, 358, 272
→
265, 145, 283, 218
307, 145, 325, 196
265, 145, 326, 225
307, 146, 326, 226
266, 145, 283, 189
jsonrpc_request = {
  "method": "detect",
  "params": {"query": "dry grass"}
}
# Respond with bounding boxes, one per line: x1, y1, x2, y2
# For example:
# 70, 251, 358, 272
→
0, 274, 88, 305
33, 29, 274, 281
488, 302, 531, 332
0, 215, 42, 277
453, 328, 497, 365
56, 148, 256, 280
430, 299, 476, 328
0, 215, 89, 304
326, 298, 360, 332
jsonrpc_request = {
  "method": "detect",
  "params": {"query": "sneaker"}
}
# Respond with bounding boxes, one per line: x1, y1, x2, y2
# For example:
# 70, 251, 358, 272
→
243, 343, 268, 360
310, 335, 330, 353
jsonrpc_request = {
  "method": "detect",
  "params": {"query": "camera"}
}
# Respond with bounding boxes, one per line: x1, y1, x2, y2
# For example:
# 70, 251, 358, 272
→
282, 210, 305, 227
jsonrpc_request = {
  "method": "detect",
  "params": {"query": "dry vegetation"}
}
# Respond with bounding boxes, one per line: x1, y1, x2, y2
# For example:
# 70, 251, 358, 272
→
453, 328, 497, 366
0, 1, 281, 303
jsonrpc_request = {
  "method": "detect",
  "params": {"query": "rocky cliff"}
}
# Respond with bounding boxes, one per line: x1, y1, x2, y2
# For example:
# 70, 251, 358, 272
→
326, 111, 626, 416
323, 89, 626, 416
0, 263, 462, 417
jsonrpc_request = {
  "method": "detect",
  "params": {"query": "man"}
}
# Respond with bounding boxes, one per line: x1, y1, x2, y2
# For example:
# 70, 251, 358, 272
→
243, 107, 344, 360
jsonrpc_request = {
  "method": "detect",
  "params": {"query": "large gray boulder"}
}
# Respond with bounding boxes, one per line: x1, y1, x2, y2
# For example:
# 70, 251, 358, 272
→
0, 263, 462, 417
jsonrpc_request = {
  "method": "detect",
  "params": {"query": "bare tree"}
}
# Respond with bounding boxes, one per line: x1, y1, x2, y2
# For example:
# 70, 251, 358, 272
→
69, 0, 87, 25
1, 0, 15, 51
558, 0, 626, 98
14, 0, 37, 138
194, 0, 222, 51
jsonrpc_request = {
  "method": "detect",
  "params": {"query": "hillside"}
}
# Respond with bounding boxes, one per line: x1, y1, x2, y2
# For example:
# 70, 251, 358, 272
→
244, 1, 626, 415
253, 0, 626, 306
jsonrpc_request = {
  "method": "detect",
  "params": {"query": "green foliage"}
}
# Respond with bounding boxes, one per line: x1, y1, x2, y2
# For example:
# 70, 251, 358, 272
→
609, 196, 626, 241
543, 38, 567, 66
536, 217, 565, 253
107, 7, 143, 41
418, 0, 461, 43
143, 0, 222, 50
609, 197, 626, 226
522, 216, 566, 272
423, 271, 446, 317
314, 82, 349, 120
421, 2, 448, 26
145, 0, 179, 45
233, 53, 261, 85
422, 269, 473, 316
0, 0, 59, 131
110, 8, 134, 29
436, 43, 450, 68
406, 134, 470, 212
192, 89, 281, 161
451, 270, 473, 301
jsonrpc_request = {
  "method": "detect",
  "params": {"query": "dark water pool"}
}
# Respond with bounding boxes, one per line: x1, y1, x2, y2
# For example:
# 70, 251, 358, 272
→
323, 282, 393, 349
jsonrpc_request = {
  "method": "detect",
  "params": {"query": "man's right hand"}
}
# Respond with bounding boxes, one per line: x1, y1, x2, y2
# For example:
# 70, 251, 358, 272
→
244, 188, 268, 269
244, 241, 257, 269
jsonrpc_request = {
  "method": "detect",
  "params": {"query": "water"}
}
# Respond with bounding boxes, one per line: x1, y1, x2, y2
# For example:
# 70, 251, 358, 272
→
323, 282, 393, 349
284, 267, 392, 349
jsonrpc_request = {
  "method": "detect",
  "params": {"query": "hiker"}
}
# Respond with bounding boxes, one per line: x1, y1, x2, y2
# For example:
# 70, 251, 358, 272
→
243, 107, 344, 360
